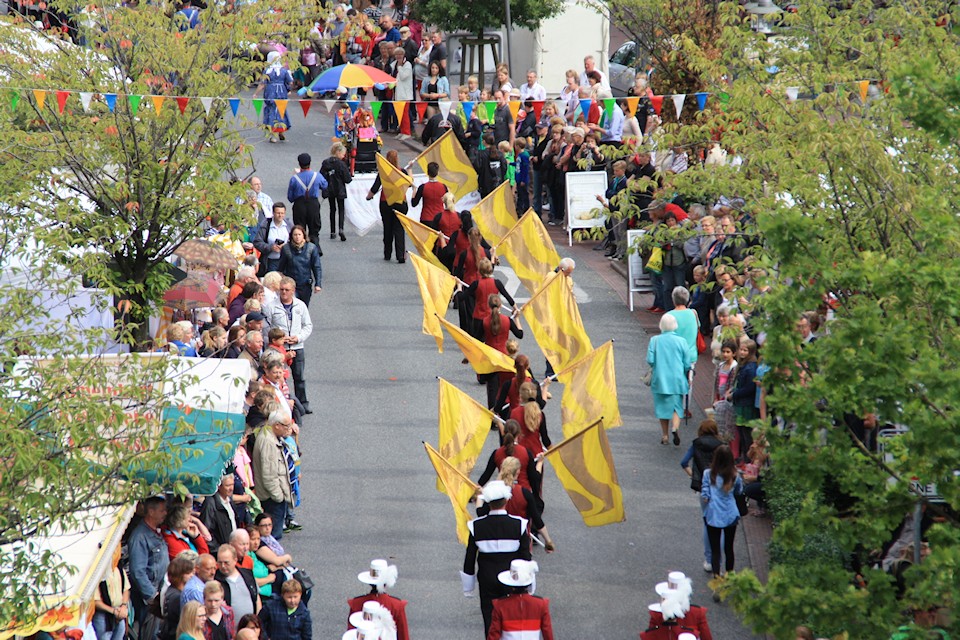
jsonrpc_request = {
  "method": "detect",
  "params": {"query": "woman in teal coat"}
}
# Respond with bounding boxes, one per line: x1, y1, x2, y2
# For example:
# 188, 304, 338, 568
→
647, 313, 693, 446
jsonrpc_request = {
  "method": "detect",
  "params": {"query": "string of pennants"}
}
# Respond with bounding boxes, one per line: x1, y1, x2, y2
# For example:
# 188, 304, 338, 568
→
2, 82, 876, 119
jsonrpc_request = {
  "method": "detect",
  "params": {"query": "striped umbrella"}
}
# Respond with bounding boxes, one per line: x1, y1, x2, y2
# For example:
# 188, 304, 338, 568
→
307, 63, 397, 93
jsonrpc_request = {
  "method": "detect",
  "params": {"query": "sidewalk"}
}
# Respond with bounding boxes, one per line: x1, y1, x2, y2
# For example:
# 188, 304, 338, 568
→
551, 225, 773, 585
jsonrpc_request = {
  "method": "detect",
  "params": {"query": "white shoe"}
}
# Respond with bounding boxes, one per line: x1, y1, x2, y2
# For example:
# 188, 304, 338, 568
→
703, 561, 712, 572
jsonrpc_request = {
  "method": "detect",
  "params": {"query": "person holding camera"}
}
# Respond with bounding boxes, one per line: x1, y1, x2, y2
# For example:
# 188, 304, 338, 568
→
254, 202, 294, 273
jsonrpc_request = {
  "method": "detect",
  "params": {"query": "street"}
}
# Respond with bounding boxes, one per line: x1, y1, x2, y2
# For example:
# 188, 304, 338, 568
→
239, 103, 760, 639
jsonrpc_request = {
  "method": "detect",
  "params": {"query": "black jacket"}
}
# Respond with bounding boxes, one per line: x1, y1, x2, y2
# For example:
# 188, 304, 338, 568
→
199, 494, 250, 552
215, 567, 259, 610
690, 435, 724, 492
320, 156, 352, 200
421, 112, 465, 147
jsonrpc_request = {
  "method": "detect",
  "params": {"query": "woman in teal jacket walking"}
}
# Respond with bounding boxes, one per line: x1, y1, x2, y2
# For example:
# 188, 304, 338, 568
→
647, 314, 693, 445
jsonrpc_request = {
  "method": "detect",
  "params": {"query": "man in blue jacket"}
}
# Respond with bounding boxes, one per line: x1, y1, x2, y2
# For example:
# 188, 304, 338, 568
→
287, 153, 328, 246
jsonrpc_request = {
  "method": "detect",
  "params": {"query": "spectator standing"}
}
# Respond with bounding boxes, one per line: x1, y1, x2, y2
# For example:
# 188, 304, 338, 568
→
321, 143, 353, 242
519, 70, 546, 103
579, 55, 609, 92
263, 277, 313, 413
728, 338, 759, 460
701, 445, 744, 599
253, 204, 293, 274
92, 555, 130, 640
239, 330, 264, 381
427, 29, 446, 71
252, 410, 295, 540
492, 90, 515, 147
201, 473, 249, 553
392, 48, 414, 139
249, 177, 274, 225
129, 496, 170, 637
176, 601, 206, 640
258, 580, 312, 640
287, 154, 328, 247
181, 554, 218, 607
277, 226, 323, 306
202, 581, 235, 640
214, 545, 261, 621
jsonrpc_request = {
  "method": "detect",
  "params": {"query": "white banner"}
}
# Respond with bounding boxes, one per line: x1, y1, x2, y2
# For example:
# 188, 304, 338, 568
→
345, 174, 480, 236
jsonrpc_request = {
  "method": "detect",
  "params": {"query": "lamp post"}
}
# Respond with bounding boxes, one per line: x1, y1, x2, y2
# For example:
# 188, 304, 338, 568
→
504, 0, 513, 74
744, 0, 782, 35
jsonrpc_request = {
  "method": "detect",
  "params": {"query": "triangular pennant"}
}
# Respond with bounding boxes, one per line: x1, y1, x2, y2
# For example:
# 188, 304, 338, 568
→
531, 100, 544, 120
151, 95, 164, 116
252, 98, 263, 117
128, 94, 142, 115
625, 96, 640, 116
415, 101, 428, 119
79, 92, 93, 112
484, 100, 497, 121
461, 101, 474, 121
228, 98, 239, 117
438, 100, 452, 120
858, 80, 869, 103
508, 100, 521, 121
9, 90, 20, 111
104, 93, 117, 112
393, 101, 408, 123
371, 101, 382, 119
602, 98, 615, 119
33, 90, 47, 111
347, 99, 359, 114
671, 94, 685, 120
579, 98, 592, 118
786, 87, 799, 102
322, 99, 337, 113
175, 96, 189, 114
275, 99, 288, 118
299, 100, 312, 117
650, 95, 663, 116
718, 92, 730, 113
56, 90, 69, 114
695, 92, 708, 111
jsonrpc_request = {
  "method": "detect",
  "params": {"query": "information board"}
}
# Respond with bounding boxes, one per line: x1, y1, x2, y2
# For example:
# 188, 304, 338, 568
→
565, 171, 608, 246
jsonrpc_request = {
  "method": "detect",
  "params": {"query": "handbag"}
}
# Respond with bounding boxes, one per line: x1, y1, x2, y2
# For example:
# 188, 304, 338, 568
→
646, 246, 663, 274
696, 331, 707, 354
284, 566, 315, 591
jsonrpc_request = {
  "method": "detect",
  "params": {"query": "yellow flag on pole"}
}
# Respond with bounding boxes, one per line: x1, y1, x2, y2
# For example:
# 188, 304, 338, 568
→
409, 253, 458, 352
542, 419, 625, 527
470, 182, 518, 246
496, 209, 561, 295
555, 341, 622, 438
375, 153, 414, 205
414, 129, 479, 200
521, 271, 593, 372
394, 212, 446, 271
437, 316, 517, 374
424, 441, 481, 544
436, 378, 493, 492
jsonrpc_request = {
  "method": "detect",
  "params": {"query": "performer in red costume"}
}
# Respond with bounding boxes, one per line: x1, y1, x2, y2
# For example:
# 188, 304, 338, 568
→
347, 559, 410, 640
487, 559, 553, 640
640, 571, 713, 640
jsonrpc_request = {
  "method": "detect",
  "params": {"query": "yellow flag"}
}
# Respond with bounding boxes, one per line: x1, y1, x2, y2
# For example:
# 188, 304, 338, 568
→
33, 89, 47, 111
437, 316, 516, 374
151, 95, 164, 115
471, 182, 518, 246
414, 129, 479, 200
521, 271, 592, 372
436, 378, 493, 492
275, 99, 288, 118
376, 153, 414, 205
555, 341, 621, 438
543, 419, 625, 527
409, 253, 458, 352
496, 209, 561, 295
394, 212, 446, 271
508, 100, 521, 121
424, 441, 481, 544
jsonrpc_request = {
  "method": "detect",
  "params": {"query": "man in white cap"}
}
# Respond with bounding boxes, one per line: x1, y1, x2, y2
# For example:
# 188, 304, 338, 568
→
347, 559, 409, 640
461, 480, 531, 636
641, 571, 713, 640
488, 559, 553, 640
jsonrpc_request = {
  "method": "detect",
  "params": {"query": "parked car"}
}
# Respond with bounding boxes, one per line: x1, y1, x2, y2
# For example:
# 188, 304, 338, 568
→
609, 40, 644, 96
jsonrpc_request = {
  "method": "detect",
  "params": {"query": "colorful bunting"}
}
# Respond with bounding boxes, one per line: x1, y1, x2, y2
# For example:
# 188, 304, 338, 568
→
672, 94, 685, 120
786, 87, 798, 102
33, 90, 47, 111
104, 93, 117, 112
9, 90, 19, 111
56, 90, 69, 114
151, 95, 164, 116
484, 100, 497, 121
602, 98, 615, 119
228, 98, 239, 116
625, 96, 639, 116
507, 100, 521, 121
128, 94, 141, 115
299, 100, 312, 117
461, 101, 474, 121
530, 100, 544, 120
650, 95, 663, 116
175, 96, 189, 114
79, 92, 93, 112
371, 101, 382, 119
695, 92, 708, 111
438, 100, 452, 120
322, 99, 337, 113
858, 80, 869, 103
275, 99, 288, 118
252, 98, 263, 117
393, 101, 408, 124
347, 99, 359, 114
579, 98, 592, 118
415, 101, 428, 119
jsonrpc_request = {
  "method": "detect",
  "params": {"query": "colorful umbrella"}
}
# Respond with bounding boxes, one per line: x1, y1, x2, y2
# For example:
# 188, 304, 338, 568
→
162, 275, 221, 311
307, 63, 397, 93
173, 238, 240, 271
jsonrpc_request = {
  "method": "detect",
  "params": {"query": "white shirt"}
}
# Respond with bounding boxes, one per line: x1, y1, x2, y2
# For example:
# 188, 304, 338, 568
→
256, 192, 274, 220
579, 68, 610, 92
218, 494, 237, 532
266, 220, 289, 258
519, 81, 546, 102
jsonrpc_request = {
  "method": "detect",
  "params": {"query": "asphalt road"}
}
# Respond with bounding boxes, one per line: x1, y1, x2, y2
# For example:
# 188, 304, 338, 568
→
238, 103, 760, 640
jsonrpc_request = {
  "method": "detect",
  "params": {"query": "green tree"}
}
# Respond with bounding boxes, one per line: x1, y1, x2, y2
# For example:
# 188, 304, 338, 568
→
623, 0, 960, 637
0, 2, 314, 349
413, 0, 564, 43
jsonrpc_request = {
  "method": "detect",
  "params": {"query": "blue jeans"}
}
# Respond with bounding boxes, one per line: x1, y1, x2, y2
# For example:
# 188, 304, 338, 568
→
92, 611, 126, 640
262, 499, 288, 540
532, 171, 543, 215
650, 271, 665, 309
661, 263, 688, 311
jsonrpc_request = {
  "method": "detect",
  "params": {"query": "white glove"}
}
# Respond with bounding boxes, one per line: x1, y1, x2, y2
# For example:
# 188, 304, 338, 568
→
460, 570, 476, 597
